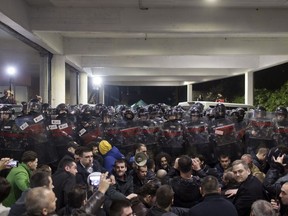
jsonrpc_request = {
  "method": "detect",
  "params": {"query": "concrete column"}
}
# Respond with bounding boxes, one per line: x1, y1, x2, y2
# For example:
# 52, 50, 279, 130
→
79, 72, 88, 104
245, 72, 254, 105
70, 71, 78, 105
99, 85, 105, 104
187, 84, 193, 101
51, 55, 65, 107
39, 53, 49, 103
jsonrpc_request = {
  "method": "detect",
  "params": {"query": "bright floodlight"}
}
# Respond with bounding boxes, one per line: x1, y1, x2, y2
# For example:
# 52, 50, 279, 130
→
205, 0, 217, 3
93, 76, 102, 86
6, 66, 16, 76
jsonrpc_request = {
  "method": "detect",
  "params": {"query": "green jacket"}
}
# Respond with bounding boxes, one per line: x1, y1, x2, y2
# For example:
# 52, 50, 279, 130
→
2, 162, 32, 207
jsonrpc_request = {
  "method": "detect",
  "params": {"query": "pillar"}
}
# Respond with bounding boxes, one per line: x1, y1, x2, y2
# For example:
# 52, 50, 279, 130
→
70, 71, 78, 105
39, 53, 50, 103
245, 72, 254, 105
51, 55, 65, 107
79, 72, 88, 104
99, 85, 105, 104
187, 84, 193, 102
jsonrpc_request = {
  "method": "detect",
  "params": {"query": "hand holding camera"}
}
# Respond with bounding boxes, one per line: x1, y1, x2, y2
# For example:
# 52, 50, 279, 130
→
0, 158, 17, 170
88, 172, 112, 194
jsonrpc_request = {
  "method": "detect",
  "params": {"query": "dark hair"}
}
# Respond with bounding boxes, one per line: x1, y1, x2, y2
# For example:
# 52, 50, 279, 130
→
178, 155, 192, 173
156, 185, 174, 209
36, 164, 52, 175
201, 176, 219, 195
137, 180, 160, 197
218, 153, 231, 160
86, 141, 99, 150
146, 158, 155, 170
134, 143, 146, 152
155, 152, 171, 165
194, 154, 205, 163
21, 151, 38, 163
76, 147, 92, 157
67, 185, 87, 208
114, 159, 127, 167
30, 171, 51, 188
0, 177, 11, 202
110, 199, 132, 216
57, 157, 75, 169
60, 158, 76, 169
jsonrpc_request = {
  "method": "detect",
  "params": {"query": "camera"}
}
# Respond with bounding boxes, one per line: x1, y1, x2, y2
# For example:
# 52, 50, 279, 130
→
88, 172, 101, 187
7, 160, 18, 167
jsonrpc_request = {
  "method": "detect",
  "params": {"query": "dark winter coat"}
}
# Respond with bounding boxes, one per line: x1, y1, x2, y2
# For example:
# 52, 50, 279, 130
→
187, 193, 238, 216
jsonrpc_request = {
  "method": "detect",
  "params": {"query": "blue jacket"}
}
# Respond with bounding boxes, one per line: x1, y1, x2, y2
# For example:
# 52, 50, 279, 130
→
103, 146, 124, 173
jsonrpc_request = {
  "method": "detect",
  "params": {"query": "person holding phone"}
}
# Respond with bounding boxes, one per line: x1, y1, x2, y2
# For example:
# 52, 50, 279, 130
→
0, 158, 13, 171
3, 151, 38, 207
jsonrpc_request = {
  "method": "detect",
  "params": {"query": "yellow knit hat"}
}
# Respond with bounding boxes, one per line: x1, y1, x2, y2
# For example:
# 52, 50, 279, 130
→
99, 140, 112, 155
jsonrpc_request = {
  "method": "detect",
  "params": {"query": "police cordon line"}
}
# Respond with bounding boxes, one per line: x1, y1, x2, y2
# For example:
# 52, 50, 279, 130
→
0, 99, 287, 166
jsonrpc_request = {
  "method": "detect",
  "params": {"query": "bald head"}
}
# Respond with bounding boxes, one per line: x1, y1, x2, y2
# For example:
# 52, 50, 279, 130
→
25, 187, 56, 215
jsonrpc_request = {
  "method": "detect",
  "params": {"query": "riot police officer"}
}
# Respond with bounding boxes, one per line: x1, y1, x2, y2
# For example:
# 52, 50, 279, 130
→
159, 108, 185, 159
273, 106, 288, 146
245, 105, 275, 156
0, 105, 25, 160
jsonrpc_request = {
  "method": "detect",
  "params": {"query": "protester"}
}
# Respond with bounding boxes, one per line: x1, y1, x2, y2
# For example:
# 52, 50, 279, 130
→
187, 175, 238, 216
231, 160, 265, 216
0, 177, 11, 216
3, 151, 38, 207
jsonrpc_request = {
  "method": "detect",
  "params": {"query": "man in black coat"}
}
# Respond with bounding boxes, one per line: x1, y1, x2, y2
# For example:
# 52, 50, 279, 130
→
168, 155, 202, 208
52, 158, 78, 211
231, 160, 265, 216
75, 147, 106, 187
106, 159, 136, 200
187, 175, 238, 216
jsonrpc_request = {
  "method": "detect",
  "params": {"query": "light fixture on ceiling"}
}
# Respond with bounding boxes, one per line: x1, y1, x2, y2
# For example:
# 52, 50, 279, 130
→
92, 76, 102, 88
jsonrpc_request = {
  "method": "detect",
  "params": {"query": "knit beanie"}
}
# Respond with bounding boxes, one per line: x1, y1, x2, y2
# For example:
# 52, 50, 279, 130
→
99, 140, 112, 155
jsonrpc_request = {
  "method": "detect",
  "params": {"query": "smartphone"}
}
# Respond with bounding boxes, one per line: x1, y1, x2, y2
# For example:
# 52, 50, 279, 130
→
89, 175, 100, 186
7, 160, 18, 167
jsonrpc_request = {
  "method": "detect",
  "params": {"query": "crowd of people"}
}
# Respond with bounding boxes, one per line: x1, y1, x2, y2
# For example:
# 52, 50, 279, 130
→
1, 97, 288, 215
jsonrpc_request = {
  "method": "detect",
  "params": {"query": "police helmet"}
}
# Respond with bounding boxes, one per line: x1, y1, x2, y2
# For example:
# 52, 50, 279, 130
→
27, 99, 42, 114
254, 105, 266, 118
0, 105, 14, 116
275, 106, 288, 118
215, 103, 226, 118
56, 103, 69, 115
123, 109, 135, 121
189, 107, 201, 117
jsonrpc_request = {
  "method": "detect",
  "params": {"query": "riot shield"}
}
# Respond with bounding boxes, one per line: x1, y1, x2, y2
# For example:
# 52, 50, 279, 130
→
245, 112, 276, 156
136, 120, 161, 154
98, 123, 122, 148
15, 114, 58, 164
273, 120, 288, 146
77, 126, 100, 146
159, 121, 185, 159
183, 121, 216, 165
0, 119, 27, 160
48, 117, 76, 159
119, 126, 140, 153
210, 118, 241, 161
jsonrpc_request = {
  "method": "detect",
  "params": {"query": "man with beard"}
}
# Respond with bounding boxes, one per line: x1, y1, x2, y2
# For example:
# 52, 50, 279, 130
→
106, 159, 136, 201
